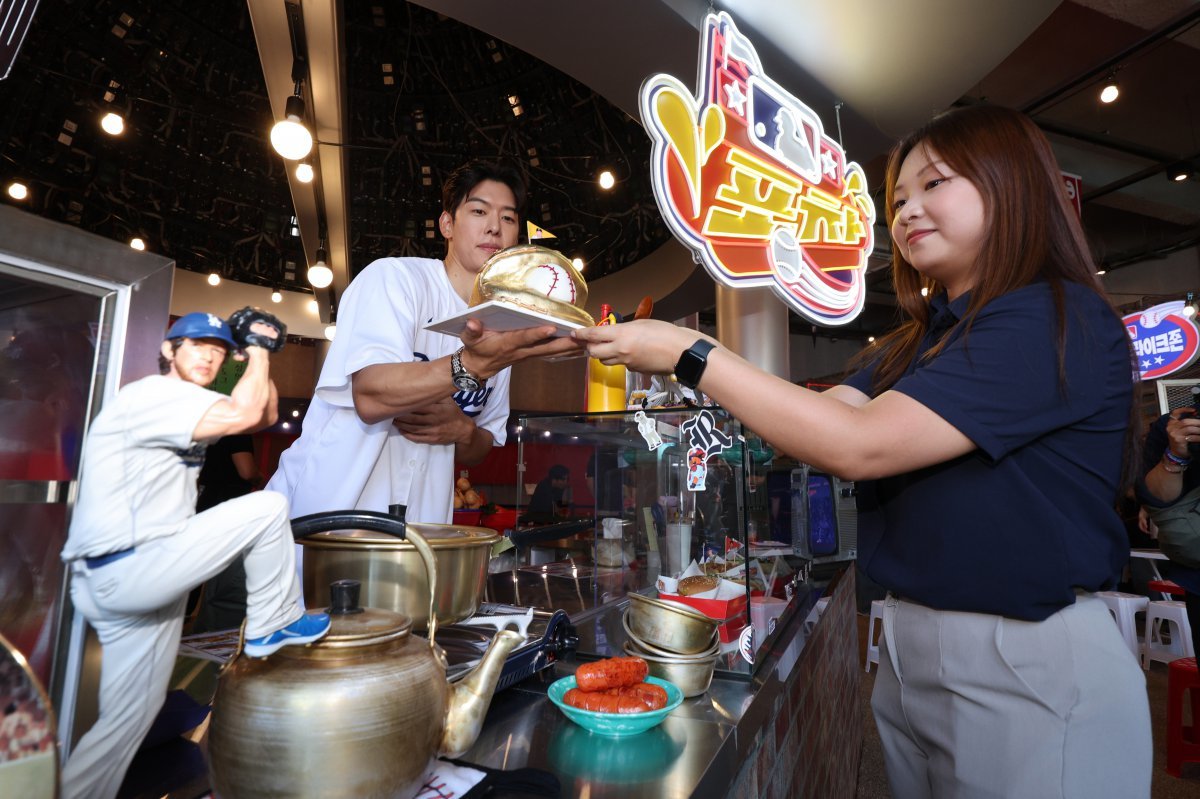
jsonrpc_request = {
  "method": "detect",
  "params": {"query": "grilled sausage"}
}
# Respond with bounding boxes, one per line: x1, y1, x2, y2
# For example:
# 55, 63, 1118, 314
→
563, 684, 665, 714
574, 656, 649, 692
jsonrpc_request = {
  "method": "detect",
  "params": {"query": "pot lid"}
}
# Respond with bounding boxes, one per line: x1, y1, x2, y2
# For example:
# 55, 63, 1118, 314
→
308, 580, 413, 648
299, 521, 499, 549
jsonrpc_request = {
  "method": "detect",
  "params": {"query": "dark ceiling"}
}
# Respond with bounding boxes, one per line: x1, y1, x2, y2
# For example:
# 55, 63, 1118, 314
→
0, 0, 669, 293
2, 0, 1199, 340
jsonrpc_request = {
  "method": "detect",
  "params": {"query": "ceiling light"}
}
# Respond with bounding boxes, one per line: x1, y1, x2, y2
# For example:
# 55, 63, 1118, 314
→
1168, 163, 1192, 182
868, 336, 876, 343
598, 170, 616, 190
129, 237, 145, 250
1185, 305, 1197, 319
208, 272, 221, 286
308, 246, 333, 288
1096, 269, 1106, 276
308, 299, 318, 314
295, 162, 314, 183
920, 286, 929, 297
1099, 80, 1119, 104
100, 111, 125, 135
291, 409, 300, 418
271, 289, 283, 303
270, 93, 313, 160
281, 421, 291, 430
572, 257, 585, 272
7, 181, 28, 200
324, 324, 337, 341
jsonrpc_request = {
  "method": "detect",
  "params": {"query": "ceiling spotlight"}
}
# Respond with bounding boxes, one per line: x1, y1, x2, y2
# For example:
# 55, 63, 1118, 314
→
572, 257, 585, 272
308, 246, 333, 288
7, 181, 28, 200
100, 111, 125, 136
129, 237, 145, 250
324, 324, 337, 341
920, 286, 929, 297
1168, 163, 1193, 183
598, 170, 616, 190
308, 299, 319, 314
295, 162, 314, 183
291, 409, 300, 418
1099, 80, 1119, 104
281, 421, 291, 430
207, 272, 221, 286
1096, 269, 1107, 276
270, 92, 313, 160
868, 336, 876, 343
271, 289, 283, 303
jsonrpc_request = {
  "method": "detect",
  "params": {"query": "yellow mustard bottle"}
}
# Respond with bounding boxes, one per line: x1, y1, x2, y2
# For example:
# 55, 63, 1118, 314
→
587, 304, 627, 412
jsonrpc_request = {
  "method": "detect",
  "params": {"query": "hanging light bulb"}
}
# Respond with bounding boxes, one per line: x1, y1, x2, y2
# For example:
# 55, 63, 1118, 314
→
208, 272, 221, 286
270, 93, 313, 160
598, 170, 616, 190
308, 246, 333, 288
1099, 79, 1119, 104
572, 257, 585, 272
308, 299, 319, 314
7, 181, 28, 200
271, 289, 283, 303
324, 323, 337, 341
129, 237, 145, 250
100, 111, 125, 136
295, 162, 314, 183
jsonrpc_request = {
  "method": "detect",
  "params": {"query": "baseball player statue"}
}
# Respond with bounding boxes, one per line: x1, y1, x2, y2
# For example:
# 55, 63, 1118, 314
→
59, 308, 330, 799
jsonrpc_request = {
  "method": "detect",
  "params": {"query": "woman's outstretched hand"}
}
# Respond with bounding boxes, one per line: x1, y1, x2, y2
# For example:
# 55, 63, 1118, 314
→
572, 319, 713, 374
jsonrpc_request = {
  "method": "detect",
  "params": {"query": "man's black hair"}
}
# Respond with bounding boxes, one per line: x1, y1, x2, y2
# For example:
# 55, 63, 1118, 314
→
442, 160, 527, 216
548, 464, 569, 480
158, 339, 184, 374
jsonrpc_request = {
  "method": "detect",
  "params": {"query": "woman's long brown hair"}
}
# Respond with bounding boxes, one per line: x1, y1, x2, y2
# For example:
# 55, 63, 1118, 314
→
855, 104, 1140, 489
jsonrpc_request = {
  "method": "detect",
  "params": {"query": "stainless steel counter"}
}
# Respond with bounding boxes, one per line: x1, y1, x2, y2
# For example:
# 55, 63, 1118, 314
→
459, 588, 823, 798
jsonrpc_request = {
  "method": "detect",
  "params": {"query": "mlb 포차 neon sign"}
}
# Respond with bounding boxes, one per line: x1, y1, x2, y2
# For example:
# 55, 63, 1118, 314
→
639, 12, 876, 327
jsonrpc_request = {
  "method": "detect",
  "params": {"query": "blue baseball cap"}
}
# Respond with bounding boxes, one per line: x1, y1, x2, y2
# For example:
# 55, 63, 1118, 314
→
165, 312, 237, 349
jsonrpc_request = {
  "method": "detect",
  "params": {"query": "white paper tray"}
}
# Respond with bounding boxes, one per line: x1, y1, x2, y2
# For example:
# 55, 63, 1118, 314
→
425, 300, 585, 338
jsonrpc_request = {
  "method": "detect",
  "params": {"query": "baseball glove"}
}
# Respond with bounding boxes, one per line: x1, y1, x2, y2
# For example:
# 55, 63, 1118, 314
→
227, 306, 286, 353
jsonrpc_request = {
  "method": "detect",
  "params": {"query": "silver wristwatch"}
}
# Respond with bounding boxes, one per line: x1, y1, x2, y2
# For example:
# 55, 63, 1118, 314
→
450, 347, 483, 392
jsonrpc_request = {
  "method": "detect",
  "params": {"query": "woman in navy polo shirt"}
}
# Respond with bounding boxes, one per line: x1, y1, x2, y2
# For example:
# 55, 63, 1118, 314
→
575, 104, 1149, 798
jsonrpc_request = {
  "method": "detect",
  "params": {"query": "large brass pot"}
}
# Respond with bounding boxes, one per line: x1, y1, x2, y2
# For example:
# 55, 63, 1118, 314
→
300, 519, 498, 629
208, 512, 521, 799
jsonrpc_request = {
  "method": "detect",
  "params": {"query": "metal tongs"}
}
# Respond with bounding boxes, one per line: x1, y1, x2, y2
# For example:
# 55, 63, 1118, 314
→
455, 606, 535, 638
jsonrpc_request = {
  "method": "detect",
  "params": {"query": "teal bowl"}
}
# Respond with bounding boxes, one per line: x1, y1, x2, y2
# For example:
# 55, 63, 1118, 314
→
547, 675, 683, 737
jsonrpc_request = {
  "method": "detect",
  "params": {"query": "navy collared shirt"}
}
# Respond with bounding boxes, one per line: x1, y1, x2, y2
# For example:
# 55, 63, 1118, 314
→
845, 282, 1132, 621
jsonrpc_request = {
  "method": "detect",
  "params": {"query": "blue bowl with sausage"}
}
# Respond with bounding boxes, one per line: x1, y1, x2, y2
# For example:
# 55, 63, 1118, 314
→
546, 675, 683, 737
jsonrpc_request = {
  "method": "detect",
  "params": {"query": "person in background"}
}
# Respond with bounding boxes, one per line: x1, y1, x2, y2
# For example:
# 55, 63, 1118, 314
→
59, 310, 329, 799
1135, 408, 1200, 653
575, 105, 1150, 798
267, 160, 579, 525
526, 463, 570, 522
190, 433, 261, 632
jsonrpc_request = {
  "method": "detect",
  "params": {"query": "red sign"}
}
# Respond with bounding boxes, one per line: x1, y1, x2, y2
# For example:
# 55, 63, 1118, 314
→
1061, 171, 1082, 219
639, 12, 875, 328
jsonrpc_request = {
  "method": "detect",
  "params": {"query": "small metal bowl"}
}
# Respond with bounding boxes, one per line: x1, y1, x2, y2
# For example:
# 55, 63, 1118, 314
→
622, 611, 719, 660
626, 592, 720, 655
622, 641, 718, 698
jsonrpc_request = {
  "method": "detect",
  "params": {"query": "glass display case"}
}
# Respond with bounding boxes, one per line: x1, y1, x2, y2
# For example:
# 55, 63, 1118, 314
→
494, 407, 822, 675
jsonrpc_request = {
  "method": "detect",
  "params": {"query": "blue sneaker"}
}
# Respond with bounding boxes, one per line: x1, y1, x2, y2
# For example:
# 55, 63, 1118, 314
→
244, 612, 331, 658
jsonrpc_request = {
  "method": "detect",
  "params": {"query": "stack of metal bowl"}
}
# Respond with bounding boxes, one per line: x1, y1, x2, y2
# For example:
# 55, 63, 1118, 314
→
623, 592, 720, 698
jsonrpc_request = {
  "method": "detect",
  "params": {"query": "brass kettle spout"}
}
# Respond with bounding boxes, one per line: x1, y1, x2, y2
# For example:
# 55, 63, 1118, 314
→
439, 629, 524, 758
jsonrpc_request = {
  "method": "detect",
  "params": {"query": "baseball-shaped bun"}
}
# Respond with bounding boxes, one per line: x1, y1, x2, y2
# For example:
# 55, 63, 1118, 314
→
471, 245, 595, 327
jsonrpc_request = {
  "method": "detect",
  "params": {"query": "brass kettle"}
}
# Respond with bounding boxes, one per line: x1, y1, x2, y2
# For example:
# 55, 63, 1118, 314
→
207, 511, 523, 799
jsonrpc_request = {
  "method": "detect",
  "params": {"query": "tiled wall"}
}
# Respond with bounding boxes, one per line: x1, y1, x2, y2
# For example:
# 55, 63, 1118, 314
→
728, 567, 861, 798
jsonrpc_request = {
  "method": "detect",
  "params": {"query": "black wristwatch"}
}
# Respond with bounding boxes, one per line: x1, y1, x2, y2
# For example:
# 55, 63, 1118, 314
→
673, 339, 717, 389
450, 347, 483, 392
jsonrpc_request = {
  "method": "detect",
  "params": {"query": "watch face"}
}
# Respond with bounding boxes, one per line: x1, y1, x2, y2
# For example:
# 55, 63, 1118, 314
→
453, 374, 482, 391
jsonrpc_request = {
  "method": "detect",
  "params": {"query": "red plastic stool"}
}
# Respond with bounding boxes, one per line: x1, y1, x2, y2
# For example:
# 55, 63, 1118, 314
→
1167, 656, 1200, 777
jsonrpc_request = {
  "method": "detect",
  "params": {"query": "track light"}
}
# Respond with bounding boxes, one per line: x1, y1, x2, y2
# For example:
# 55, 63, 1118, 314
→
308, 245, 333, 288
100, 111, 125, 136
1099, 77, 1119, 104
270, 91, 313, 160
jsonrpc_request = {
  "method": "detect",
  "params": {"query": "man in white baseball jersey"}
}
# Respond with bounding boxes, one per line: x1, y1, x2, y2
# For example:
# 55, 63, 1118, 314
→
269, 161, 580, 523
60, 310, 330, 799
